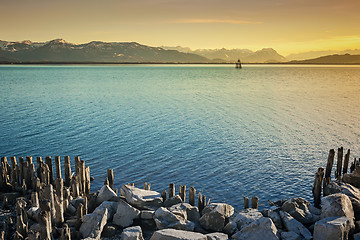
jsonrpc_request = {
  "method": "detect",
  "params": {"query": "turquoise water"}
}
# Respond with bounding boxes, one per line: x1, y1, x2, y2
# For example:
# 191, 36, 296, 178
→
0, 64, 359, 209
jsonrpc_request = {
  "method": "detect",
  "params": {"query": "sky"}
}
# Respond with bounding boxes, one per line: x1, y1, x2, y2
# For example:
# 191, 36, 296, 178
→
1, 0, 360, 55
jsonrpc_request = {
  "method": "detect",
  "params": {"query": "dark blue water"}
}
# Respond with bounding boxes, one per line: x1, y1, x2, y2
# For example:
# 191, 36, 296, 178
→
0, 64, 359, 209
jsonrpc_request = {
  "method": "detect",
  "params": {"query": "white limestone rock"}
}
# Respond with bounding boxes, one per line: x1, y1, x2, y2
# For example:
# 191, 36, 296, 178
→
153, 207, 195, 231
205, 232, 229, 240
233, 208, 263, 230
113, 199, 140, 227
321, 193, 355, 230
80, 208, 108, 240
150, 228, 207, 240
313, 216, 351, 240
93, 201, 118, 221
231, 217, 278, 240
281, 198, 317, 224
96, 185, 117, 204
121, 226, 144, 240
279, 211, 312, 240
121, 184, 163, 210
199, 203, 234, 232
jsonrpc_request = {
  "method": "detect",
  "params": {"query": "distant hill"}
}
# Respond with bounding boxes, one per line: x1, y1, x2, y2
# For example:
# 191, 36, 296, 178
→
289, 54, 360, 64
161, 46, 287, 63
286, 49, 360, 61
0, 39, 209, 63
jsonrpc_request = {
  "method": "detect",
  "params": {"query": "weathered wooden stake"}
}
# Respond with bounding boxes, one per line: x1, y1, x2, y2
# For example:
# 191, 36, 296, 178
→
31, 192, 39, 208
335, 147, 343, 180
198, 192, 204, 213
343, 149, 351, 175
244, 197, 249, 209
312, 167, 324, 208
85, 166, 90, 195
19, 157, 24, 186
64, 156, 72, 187
107, 169, 114, 190
39, 200, 52, 240
61, 224, 71, 240
169, 183, 175, 198
45, 156, 54, 184
80, 160, 86, 195
161, 191, 167, 201
55, 156, 61, 180
189, 187, 196, 206
251, 196, 259, 209
10, 156, 19, 188
179, 185, 186, 202
323, 149, 335, 195
76, 203, 84, 230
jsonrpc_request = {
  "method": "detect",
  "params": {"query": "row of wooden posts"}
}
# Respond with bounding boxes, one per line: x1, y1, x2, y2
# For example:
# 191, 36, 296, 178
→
1, 156, 91, 240
313, 147, 358, 208
1, 155, 260, 239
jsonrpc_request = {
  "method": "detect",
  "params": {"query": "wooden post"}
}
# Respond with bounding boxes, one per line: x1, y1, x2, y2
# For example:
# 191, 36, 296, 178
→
29, 162, 36, 189
179, 185, 186, 202
31, 192, 39, 208
19, 157, 24, 186
335, 147, 343, 180
202, 195, 206, 208
10, 156, 19, 188
343, 149, 351, 175
169, 183, 175, 198
244, 197, 249, 209
189, 187, 196, 206
36, 157, 42, 182
72, 176, 79, 198
198, 192, 204, 213
45, 156, 54, 185
76, 203, 84, 230
147, 183, 151, 190
64, 156, 72, 187
15, 199, 28, 238
75, 156, 81, 175
161, 191, 167, 201
107, 169, 114, 190
55, 156, 61, 180
312, 167, 324, 208
61, 224, 71, 240
44, 184, 56, 224
251, 196, 259, 209
85, 166, 90, 195
39, 200, 52, 240
54, 193, 64, 227
323, 149, 335, 194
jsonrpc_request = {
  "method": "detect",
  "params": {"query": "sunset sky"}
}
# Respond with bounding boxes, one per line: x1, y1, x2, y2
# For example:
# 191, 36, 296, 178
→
1, 0, 360, 55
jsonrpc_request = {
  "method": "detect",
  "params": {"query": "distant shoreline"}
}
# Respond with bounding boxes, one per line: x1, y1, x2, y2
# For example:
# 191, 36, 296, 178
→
1, 62, 360, 65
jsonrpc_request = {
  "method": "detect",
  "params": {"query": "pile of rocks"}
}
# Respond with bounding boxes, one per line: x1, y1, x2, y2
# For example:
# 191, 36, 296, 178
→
2, 152, 360, 240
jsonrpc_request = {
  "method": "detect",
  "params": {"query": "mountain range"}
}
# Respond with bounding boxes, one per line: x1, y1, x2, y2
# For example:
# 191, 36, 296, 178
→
0, 39, 359, 64
161, 46, 287, 63
0, 39, 287, 63
0, 39, 207, 63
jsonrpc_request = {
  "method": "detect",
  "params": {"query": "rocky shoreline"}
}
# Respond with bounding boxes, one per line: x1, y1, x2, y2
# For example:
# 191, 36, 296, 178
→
1, 148, 360, 240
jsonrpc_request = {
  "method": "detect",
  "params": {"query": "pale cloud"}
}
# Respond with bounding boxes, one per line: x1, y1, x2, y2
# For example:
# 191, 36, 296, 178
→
175, 19, 262, 25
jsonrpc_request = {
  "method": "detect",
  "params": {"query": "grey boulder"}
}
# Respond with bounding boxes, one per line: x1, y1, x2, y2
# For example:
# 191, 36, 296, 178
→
313, 216, 351, 240
97, 185, 117, 204
233, 208, 263, 230
279, 211, 312, 240
199, 203, 234, 232
231, 217, 278, 240
154, 207, 195, 231
121, 184, 163, 210
281, 198, 318, 224
321, 193, 355, 229
113, 199, 140, 227
150, 228, 207, 240
80, 208, 108, 240
121, 226, 144, 240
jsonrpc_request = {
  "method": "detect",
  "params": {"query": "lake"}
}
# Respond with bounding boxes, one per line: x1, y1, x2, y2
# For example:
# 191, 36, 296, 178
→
0, 64, 359, 209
